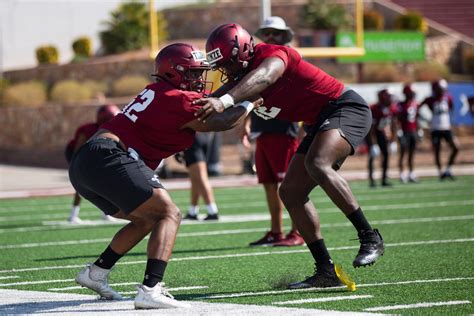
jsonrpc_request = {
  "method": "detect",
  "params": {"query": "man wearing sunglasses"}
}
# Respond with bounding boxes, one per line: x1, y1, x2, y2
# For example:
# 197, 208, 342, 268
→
244, 17, 305, 247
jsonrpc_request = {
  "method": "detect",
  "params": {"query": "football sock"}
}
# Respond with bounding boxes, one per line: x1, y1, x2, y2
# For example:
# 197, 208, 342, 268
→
188, 205, 199, 216
94, 246, 123, 270
347, 208, 372, 233
143, 259, 167, 287
206, 202, 218, 215
69, 205, 80, 219
308, 239, 333, 268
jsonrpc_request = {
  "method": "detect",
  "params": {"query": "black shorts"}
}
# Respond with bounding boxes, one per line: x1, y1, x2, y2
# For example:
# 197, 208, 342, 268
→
184, 133, 211, 167
399, 131, 417, 150
431, 130, 453, 147
68, 138, 164, 215
297, 89, 371, 168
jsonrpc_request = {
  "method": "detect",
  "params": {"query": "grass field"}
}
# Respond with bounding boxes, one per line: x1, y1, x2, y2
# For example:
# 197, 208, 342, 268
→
0, 176, 473, 314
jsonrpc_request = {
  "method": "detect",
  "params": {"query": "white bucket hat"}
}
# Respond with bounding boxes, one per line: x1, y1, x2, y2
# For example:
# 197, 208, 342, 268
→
255, 16, 294, 44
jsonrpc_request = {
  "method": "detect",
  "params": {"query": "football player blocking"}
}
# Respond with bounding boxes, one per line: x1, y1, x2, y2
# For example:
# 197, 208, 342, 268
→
69, 43, 262, 309
195, 23, 384, 289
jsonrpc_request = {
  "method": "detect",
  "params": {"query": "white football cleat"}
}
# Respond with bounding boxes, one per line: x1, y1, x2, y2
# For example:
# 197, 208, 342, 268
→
102, 214, 119, 222
134, 283, 191, 309
75, 264, 122, 300
68, 216, 83, 224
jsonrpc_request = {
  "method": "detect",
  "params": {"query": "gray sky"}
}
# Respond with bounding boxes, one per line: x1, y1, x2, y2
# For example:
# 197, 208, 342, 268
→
0, 0, 200, 71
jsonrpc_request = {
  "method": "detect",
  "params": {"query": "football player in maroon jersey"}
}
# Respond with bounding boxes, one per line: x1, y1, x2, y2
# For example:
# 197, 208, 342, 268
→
69, 43, 261, 309
396, 84, 420, 183
195, 23, 384, 289
65, 104, 120, 223
420, 79, 459, 180
367, 88, 398, 187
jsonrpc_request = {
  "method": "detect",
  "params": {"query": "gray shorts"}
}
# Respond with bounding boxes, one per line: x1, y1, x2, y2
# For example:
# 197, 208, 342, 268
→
68, 138, 164, 215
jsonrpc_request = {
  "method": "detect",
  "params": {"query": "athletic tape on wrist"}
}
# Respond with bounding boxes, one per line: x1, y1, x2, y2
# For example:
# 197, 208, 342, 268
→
219, 94, 234, 109
235, 101, 255, 115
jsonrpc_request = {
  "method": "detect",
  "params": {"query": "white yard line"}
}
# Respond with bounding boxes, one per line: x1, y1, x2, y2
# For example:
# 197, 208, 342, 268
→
364, 300, 471, 311
273, 295, 373, 305
119, 286, 209, 295
2, 214, 474, 250
0, 238, 472, 275
2, 188, 471, 215
2, 199, 474, 222
49, 283, 207, 292
0, 289, 376, 316
0, 275, 19, 280
0, 279, 75, 287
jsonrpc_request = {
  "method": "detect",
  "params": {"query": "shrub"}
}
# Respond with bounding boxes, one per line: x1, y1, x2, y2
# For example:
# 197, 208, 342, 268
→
364, 10, 384, 30
71, 37, 92, 63
0, 78, 8, 107
464, 48, 474, 76
363, 63, 401, 82
50, 80, 93, 105
83, 80, 108, 98
112, 75, 149, 97
395, 11, 428, 32
303, 0, 351, 31
413, 61, 451, 81
36, 45, 59, 65
3, 81, 47, 107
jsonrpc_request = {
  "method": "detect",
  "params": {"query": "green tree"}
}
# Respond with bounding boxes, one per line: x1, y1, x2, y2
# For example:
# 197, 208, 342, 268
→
303, 0, 351, 31
99, 2, 168, 55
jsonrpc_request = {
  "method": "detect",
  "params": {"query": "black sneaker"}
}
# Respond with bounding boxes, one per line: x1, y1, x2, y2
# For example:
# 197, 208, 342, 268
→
184, 213, 198, 220
441, 171, 455, 181
353, 229, 384, 268
204, 214, 219, 221
288, 264, 343, 289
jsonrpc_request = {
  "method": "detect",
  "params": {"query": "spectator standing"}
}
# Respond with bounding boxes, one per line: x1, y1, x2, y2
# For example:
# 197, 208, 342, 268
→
246, 16, 304, 247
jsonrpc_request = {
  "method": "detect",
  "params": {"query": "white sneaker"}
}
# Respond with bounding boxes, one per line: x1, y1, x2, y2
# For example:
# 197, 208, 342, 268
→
399, 174, 408, 184
68, 216, 83, 224
102, 214, 118, 222
408, 173, 418, 183
75, 264, 122, 300
134, 283, 191, 309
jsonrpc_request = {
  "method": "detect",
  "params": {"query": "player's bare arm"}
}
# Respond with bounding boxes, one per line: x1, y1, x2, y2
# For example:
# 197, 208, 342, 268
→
183, 98, 263, 132
193, 57, 285, 121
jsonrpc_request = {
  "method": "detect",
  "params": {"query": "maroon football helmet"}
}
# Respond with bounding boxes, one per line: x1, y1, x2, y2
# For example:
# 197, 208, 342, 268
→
431, 79, 448, 97
96, 104, 120, 125
205, 23, 255, 80
153, 43, 211, 92
402, 83, 416, 99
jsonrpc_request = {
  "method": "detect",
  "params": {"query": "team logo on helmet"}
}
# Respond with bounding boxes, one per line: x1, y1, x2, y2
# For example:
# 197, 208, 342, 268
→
206, 48, 223, 67
191, 50, 207, 62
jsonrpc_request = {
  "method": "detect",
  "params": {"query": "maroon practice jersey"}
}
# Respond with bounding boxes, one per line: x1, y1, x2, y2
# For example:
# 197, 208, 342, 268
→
396, 100, 419, 133
102, 82, 203, 169
247, 43, 344, 125
370, 103, 397, 135
67, 123, 100, 150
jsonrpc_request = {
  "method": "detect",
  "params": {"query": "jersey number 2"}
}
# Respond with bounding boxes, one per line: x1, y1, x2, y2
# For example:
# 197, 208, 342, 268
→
123, 89, 155, 122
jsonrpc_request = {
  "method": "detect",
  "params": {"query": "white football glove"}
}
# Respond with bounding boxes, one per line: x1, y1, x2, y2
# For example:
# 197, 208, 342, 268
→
370, 144, 380, 157
389, 142, 398, 154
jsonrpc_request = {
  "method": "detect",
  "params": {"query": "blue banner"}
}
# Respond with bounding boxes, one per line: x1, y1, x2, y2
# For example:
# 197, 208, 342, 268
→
448, 82, 474, 126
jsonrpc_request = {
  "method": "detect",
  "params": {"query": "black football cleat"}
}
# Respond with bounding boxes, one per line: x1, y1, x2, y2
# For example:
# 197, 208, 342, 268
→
183, 213, 198, 220
288, 264, 343, 289
353, 229, 384, 268
204, 214, 219, 221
